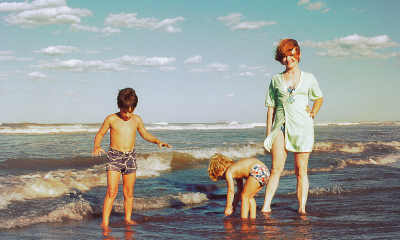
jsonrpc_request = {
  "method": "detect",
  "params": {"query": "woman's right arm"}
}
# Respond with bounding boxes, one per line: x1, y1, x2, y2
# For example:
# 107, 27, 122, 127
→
266, 107, 275, 136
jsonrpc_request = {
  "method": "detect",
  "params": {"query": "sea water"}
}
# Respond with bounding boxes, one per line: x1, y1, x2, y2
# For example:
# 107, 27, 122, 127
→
0, 122, 399, 239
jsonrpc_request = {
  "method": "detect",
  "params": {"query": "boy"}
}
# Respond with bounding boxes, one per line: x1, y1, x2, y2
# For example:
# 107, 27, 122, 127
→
207, 153, 269, 219
92, 87, 171, 228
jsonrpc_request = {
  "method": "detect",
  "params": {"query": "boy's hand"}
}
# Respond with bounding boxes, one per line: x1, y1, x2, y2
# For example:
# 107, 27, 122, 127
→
224, 206, 233, 216
158, 142, 172, 149
92, 146, 106, 156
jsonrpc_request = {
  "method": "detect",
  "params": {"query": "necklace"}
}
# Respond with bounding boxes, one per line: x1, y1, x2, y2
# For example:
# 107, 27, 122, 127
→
286, 86, 296, 104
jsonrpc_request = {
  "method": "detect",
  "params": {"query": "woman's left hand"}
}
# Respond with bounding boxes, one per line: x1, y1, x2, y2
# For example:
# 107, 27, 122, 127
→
305, 105, 315, 118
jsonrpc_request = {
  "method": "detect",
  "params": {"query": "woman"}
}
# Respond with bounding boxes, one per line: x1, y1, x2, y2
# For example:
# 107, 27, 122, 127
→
261, 39, 323, 214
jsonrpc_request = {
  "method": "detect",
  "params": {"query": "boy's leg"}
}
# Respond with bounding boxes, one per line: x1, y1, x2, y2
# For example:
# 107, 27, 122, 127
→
241, 177, 263, 219
261, 130, 287, 212
294, 152, 310, 214
102, 170, 121, 227
122, 172, 137, 224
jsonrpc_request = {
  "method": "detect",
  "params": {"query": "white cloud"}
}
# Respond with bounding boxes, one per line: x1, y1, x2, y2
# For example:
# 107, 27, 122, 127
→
207, 63, 230, 71
85, 49, 101, 55
34, 45, 79, 55
184, 55, 203, 64
30, 55, 176, 73
0, 0, 66, 12
188, 63, 230, 73
0, 56, 34, 61
0, 51, 15, 55
160, 66, 176, 71
236, 72, 255, 77
306, 2, 326, 10
218, 13, 277, 30
105, 13, 185, 33
298, 0, 310, 6
298, 1, 329, 13
191, 63, 230, 73
239, 64, 268, 71
226, 93, 234, 98
109, 55, 176, 67
2, 5, 92, 28
25, 71, 58, 82
31, 58, 130, 73
238, 65, 270, 76
301, 34, 400, 59
69, 24, 121, 36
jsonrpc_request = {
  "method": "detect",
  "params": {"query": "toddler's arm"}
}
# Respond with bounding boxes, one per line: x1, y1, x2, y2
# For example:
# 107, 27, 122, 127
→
232, 178, 243, 213
224, 172, 235, 216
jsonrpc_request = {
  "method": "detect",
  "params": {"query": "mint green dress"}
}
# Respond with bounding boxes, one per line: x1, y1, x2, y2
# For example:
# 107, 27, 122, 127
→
264, 71, 323, 152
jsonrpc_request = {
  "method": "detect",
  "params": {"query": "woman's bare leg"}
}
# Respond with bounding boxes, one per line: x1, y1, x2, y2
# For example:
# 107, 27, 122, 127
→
261, 130, 287, 212
294, 152, 310, 214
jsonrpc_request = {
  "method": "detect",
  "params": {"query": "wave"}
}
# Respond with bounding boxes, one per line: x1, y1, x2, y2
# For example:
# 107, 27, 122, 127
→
0, 144, 265, 210
0, 192, 208, 229
145, 122, 266, 131
2, 121, 398, 134
313, 141, 400, 153
315, 121, 400, 126
0, 122, 266, 134
279, 153, 400, 178
0, 123, 101, 134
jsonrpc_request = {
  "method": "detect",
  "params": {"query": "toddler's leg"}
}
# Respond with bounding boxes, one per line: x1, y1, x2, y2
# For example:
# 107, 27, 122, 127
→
249, 197, 257, 219
241, 177, 263, 219
122, 172, 137, 224
102, 171, 121, 227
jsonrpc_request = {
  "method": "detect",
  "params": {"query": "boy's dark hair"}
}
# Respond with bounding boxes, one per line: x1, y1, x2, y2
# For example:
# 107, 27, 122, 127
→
117, 88, 138, 110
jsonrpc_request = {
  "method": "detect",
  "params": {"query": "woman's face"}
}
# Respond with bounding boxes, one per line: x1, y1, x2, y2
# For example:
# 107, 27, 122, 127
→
282, 48, 300, 68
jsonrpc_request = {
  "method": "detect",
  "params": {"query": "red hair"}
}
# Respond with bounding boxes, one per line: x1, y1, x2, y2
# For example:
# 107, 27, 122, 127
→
275, 39, 301, 64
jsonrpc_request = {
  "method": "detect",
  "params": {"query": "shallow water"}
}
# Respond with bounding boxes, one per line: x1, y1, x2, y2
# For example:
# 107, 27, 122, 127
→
0, 122, 399, 239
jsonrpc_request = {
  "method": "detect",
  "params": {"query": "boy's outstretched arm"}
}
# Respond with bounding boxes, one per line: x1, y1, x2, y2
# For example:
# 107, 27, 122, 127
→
136, 116, 171, 148
224, 172, 235, 216
92, 117, 110, 156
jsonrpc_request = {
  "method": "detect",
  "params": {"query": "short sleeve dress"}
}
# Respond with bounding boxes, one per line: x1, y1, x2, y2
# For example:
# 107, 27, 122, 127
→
264, 71, 323, 152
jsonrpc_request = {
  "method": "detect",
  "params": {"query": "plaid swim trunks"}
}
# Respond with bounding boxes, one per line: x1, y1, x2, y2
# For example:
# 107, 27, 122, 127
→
106, 148, 137, 174
249, 165, 270, 187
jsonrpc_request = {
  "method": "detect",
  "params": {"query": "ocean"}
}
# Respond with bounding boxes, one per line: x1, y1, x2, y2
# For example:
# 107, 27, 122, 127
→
0, 121, 399, 239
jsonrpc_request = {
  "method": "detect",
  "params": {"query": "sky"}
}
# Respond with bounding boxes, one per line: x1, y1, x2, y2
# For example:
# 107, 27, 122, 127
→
1, 0, 399, 124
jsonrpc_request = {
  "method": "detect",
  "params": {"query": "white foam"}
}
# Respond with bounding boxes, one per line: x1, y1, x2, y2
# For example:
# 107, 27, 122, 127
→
113, 192, 209, 211
314, 141, 400, 153
0, 124, 100, 134
136, 153, 173, 177
180, 143, 266, 160
0, 199, 92, 229
0, 154, 175, 209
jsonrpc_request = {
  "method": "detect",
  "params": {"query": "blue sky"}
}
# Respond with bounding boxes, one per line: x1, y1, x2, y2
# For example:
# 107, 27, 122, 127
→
1, 0, 399, 124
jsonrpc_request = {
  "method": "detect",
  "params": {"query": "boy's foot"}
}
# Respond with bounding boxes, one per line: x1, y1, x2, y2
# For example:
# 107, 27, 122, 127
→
100, 222, 112, 235
124, 219, 138, 225
100, 221, 109, 228
298, 209, 306, 214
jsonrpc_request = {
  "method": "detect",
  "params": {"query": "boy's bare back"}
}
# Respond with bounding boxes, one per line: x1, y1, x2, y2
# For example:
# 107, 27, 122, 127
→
226, 158, 266, 179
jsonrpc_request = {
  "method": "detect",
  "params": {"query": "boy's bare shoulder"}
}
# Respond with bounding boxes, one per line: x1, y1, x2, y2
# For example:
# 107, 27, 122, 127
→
104, 113, 119, 122
131, 114, 142, 121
